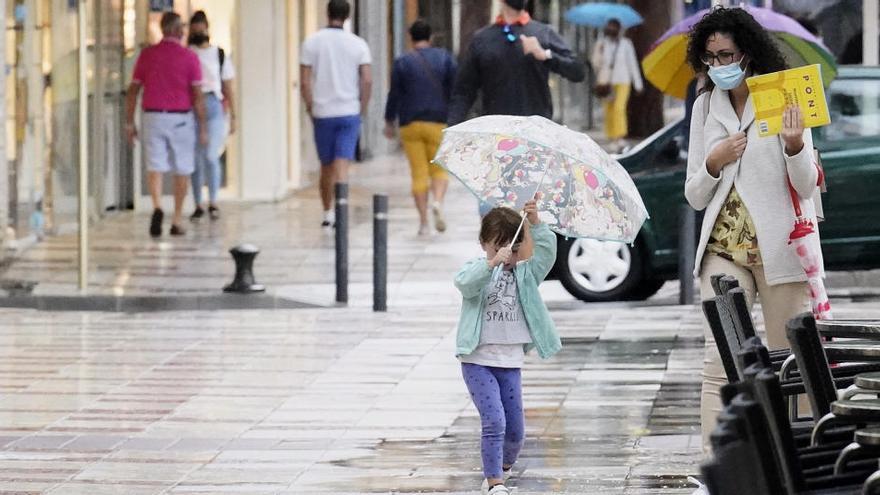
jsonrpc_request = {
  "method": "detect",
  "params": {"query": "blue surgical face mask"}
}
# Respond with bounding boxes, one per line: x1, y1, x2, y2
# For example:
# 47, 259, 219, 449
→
708, 57, 748, 90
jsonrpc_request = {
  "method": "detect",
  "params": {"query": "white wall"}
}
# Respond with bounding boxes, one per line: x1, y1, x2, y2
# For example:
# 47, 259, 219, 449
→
0, 0, 6, 247
236, 0, 290, 200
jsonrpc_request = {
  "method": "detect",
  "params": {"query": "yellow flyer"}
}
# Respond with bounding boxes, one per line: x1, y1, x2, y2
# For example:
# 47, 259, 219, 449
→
746, 64, 831, 138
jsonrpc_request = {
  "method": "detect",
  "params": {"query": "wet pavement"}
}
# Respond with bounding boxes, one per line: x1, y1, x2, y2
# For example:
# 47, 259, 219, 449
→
0, 299, 877, 494
1, 152, 880, 493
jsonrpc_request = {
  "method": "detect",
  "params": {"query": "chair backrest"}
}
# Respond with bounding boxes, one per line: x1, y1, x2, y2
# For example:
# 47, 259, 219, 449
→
752, 367, 807, 494
786, 312, 837, 418
725, 287, 758, 341
718, 274, 740, 295
711, 273, 727, 296
737, 336, 772, 372
703, 298, 740, 382
728, 392, 788, 495
703, 393, 781, 495
716, 288, 749, 379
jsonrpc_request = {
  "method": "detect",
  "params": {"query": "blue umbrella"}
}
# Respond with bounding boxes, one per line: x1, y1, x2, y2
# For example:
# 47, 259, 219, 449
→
565, 2, 643, 29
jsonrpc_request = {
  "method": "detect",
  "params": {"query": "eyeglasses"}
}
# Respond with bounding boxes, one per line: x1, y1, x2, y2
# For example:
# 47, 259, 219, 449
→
502, 24, 517, 43
700, 51, 741, 66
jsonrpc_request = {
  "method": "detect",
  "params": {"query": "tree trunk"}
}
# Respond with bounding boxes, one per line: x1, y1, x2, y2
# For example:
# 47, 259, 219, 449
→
459, 0, 492, 58
626, 0, 672, 138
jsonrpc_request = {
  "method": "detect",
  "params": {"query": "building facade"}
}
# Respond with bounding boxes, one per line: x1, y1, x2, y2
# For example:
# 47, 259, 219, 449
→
0, 0, 397, 252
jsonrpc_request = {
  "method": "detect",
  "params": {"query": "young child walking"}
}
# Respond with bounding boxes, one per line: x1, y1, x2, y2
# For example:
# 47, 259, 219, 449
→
454, 198, 562, 495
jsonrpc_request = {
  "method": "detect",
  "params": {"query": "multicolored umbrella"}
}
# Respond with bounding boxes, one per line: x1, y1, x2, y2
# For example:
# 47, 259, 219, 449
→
432, 115, 648, 244
564, 2, 643, 29
641, 6, 838, 99
787, 183, 832, 320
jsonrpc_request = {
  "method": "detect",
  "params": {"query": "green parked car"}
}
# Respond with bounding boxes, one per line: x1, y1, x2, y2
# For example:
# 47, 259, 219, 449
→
548, 66, 880, 302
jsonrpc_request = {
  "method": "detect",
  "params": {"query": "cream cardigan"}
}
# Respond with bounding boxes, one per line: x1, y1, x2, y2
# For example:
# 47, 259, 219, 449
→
685, 88, 820, 286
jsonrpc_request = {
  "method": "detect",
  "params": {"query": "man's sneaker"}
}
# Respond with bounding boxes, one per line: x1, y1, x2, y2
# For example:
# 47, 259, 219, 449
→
190, 207, 204, 223
322, 210, 335, 228
149, 209, 164, 238
432, 203, 446, 233
487, 485, 510, 495
169, 225, 186, 237
208, 206, 220, 221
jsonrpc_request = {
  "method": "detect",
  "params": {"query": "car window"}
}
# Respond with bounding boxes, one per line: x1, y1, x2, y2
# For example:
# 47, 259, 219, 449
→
818, 78, 880, 143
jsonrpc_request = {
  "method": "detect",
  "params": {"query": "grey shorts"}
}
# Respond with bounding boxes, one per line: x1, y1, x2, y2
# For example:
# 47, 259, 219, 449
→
142, 111, 196, 175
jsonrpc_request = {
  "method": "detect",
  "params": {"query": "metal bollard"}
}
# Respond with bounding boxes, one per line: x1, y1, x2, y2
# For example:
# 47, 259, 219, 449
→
678, 204, 697, 305
373, 194, 388, 312
224, 244, 266, 293
335, 183, 349, 304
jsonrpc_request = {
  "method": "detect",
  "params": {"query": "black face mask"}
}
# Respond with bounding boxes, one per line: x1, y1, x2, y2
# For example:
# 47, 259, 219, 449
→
188, 33, 209, 46
504, 0, 527, 11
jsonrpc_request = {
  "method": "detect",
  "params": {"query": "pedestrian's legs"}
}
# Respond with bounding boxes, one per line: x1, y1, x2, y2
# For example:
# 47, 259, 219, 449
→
191, 145, 205, 208
313, 117, 337, 220
752, 264, 812, 416
423, 122, 449, 233
605, 84, 631, 152
148, 171, 164, 211
399, 123, 431, 230
698, 254, 756, 453
461, 363, 506, 485
493, 367, 524, 470
172, 174, 189, 227
751, 265, 810, 350
204, 96, 226, 206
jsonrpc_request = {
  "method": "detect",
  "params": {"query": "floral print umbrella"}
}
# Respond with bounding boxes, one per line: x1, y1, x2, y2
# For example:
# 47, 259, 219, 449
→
432, 115, 648, 243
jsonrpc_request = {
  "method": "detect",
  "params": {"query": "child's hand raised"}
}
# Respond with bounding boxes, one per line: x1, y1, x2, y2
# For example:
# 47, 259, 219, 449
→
489, 247, 513, 268
523, 196, 540, 225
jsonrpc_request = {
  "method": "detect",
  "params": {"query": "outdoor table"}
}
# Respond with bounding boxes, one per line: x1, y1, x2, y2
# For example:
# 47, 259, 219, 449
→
825, 342, 880, 362
817, 319, 880, 339
855, 372, 880, 392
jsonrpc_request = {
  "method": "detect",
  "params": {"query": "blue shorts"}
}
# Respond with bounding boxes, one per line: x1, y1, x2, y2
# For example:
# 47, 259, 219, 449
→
313, 115, 361, 165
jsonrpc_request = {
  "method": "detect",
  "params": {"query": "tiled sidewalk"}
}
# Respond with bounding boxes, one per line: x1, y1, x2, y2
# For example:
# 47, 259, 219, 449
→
0, 302, 706, 494
0, 300, 874, 494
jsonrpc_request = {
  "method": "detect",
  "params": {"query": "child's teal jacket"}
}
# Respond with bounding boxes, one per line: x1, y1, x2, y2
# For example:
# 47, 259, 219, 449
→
454, 222, 562, 359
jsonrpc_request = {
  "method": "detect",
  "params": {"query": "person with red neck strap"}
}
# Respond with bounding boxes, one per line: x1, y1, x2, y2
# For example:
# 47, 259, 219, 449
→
447, 0, 585, 129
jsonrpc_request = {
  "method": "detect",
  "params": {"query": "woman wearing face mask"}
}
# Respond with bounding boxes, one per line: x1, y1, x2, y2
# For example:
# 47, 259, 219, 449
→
685, 7, 820, 455
188, 10, 236, 222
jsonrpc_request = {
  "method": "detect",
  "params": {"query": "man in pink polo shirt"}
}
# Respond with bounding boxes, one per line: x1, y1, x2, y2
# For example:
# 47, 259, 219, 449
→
125, 12, 207, 238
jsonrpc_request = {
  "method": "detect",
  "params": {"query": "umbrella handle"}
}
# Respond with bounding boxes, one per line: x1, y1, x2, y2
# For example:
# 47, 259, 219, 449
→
493, 213, 528, 283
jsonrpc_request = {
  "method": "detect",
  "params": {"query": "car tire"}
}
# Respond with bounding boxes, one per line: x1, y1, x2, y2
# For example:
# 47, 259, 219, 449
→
556, 237, 659, 302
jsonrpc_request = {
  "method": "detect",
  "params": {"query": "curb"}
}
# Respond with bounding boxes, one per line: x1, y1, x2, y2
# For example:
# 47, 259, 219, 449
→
0, 294, 323, 312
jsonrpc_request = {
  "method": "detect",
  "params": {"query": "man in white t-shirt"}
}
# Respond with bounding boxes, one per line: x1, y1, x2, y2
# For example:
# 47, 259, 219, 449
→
300, 0, 373, 227
188, 10, 236, 222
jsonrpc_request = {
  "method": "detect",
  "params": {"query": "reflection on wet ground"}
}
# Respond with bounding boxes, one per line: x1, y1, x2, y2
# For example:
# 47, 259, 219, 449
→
0, 304, 709, 494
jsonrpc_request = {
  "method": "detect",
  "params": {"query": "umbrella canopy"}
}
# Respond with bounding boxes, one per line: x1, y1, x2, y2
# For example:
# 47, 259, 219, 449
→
432, 115, 648, 243
565, 2, 643, 29
641, 5, 837, 99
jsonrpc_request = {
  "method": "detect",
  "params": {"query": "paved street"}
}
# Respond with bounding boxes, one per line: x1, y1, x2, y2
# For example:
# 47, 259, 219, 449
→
1, 153, 879, 494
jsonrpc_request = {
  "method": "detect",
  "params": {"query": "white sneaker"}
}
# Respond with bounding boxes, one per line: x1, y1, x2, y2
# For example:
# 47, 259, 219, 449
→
688, 476, 709, 495
487, 484, 511, 495
417, 224, 430, 236
432, 203, 446, 233
481, 471, 512, 494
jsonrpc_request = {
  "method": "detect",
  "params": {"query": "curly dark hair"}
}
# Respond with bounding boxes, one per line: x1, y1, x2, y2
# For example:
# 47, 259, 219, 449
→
687, 7, 787, 90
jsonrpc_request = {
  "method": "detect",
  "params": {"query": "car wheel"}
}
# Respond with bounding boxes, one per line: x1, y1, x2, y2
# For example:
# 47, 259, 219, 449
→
556, 237, 650, 302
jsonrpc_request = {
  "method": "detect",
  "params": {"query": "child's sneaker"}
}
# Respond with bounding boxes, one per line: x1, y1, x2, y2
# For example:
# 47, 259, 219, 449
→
487, 484, 511, 495
481, 470, 513, 494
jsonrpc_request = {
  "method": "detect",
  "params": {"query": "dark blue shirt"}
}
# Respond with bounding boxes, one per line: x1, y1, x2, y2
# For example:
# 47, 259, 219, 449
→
384, 47, 457, 126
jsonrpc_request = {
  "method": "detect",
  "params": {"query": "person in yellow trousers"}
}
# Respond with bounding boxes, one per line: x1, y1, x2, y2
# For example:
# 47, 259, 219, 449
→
384, 20, 457, 236
591, 19, 644, 154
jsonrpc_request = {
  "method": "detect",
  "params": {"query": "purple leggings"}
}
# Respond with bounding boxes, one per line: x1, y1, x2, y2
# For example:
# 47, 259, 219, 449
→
461, 363, 525, 479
